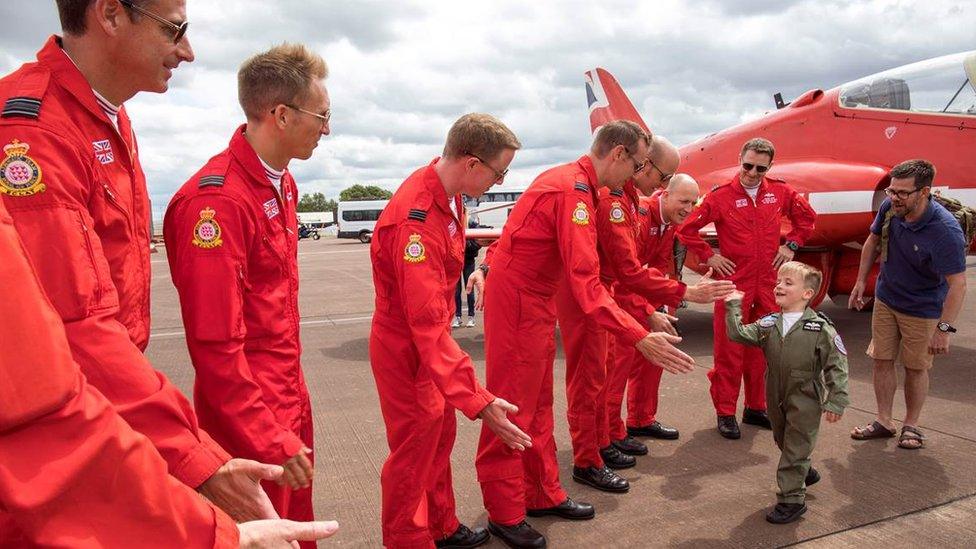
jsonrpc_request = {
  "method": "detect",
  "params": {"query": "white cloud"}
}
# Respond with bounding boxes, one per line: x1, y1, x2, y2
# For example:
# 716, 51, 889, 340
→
2, 0, 974, 219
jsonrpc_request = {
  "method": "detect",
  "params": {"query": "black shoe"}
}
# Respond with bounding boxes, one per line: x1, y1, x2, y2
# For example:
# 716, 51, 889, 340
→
487, 520, 546, 549
599, 445, 637, 469
527, 497, 595, 520
742, 408, 772, 430
717, 415, 741, 439
572, 465, 630, 493
611, 436, 648, 456
627, 421, 680, 440
805, 467, 820, 487
435, 524, 491, 548
765, 502, 807, 524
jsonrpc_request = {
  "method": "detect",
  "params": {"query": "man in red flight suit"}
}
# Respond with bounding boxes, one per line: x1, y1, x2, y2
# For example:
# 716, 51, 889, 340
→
369, 113, 531, 549
0, 2, 278, 541
556, 137, 732, 492
608, 174, 702, 455
678, 138, 817, 439
474, 121, 697, 549
165, 44, 330, 540
0, 201, 340, 548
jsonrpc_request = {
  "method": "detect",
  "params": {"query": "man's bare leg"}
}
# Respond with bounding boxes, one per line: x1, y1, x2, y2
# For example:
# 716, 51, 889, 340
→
903, 368, 929, 427
873, 359, 898, 429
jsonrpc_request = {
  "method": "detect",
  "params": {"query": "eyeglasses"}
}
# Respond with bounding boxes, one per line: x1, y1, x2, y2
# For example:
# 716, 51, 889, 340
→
741, 162, 770, 174
465, 151, 509, 182
884, 187, 922, 200
119, 0, 188, 44
277, 104, 332, 126
648, 159, 674, 182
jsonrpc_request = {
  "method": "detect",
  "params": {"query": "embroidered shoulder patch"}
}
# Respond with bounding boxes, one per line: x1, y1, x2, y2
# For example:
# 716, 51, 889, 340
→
0, 140, 45, 197
192, 207, 223, 248
609, 201, 626, 224
609, 188, 624, 197
834, 334, 847, 355
198, 175, 225, 188
758, 314, 778, 329
574, 182, 590, 194
572, 201, 590, 225
403, 233, 426, 262
1, 97, 41, 119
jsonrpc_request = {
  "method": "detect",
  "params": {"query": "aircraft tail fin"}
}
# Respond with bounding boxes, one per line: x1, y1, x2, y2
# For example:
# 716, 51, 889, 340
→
584, 68, 649, 135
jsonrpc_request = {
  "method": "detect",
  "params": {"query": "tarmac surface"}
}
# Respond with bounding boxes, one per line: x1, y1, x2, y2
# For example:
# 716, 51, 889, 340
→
147, 237, 976, 548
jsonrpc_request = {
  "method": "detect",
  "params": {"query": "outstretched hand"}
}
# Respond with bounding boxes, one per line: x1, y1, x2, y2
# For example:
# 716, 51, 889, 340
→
635, 332, 695, 374
480, 398, 532, 451
198, 458, 283, 522
239, 519, 339, 549
684, 268, 736, 303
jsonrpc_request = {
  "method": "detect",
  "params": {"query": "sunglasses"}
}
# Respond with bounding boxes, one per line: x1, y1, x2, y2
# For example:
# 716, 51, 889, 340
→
649, 159, 674, 182
277, 104, 332, 126
741, 162, 770, 174
119, 0, 188, 44
465, 151, 509, 182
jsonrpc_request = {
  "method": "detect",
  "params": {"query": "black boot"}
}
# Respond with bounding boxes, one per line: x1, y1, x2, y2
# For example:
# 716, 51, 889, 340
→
805, 467, 820, 487
487, 520, 546, 549
765, 502, 807, 524
742, 408, 772, 429
435, 524, 490, 549
717, 415, 741, 439
627, 420, 679, 440
599, 445, 637, 469
527, 497, 595, 520
572, 465, 630, 493
611, 436, 648, 456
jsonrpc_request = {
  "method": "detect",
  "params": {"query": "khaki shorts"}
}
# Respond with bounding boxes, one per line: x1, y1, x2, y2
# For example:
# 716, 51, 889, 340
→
867, 299, 939, 370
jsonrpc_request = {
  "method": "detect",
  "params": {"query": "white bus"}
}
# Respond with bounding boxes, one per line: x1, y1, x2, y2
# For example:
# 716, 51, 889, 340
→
337, 200, 387, 243
466, 189, 525, 228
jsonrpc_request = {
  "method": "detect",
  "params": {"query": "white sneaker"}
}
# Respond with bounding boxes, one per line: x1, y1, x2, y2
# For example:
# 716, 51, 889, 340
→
451, 318, 462, 328
466, 317, 476, 328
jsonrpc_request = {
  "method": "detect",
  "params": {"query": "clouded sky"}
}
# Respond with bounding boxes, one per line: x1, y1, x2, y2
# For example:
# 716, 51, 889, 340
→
2, 0, 974, 219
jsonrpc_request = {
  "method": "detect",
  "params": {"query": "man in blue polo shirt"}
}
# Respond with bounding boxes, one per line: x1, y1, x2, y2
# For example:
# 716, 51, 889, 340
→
848, 159, 968, 450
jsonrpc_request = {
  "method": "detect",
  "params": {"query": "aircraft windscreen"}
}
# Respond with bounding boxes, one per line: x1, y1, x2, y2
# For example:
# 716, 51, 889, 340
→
838, 51, 976, 116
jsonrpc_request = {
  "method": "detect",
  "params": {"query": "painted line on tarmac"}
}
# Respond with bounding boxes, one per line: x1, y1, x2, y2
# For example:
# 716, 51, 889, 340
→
150, 314, 374, 340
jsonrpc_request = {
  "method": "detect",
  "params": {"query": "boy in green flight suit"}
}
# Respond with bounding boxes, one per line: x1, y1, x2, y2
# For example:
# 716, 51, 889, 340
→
725, 261, 850, 524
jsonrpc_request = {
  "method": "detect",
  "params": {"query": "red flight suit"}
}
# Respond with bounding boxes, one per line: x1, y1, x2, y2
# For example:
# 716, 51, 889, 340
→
677, 174, 816, 415
0, 37, 229, 539
0, 200, 238, 549
556, 181, 685, 466
607, 192, 677, 439
369, 159, 495, 547
475, 156, 652, 526
164, 126, 315, 534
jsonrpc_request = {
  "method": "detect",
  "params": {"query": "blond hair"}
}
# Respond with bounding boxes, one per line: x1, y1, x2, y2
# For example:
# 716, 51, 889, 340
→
591, 120, 650, 159
778, 261, 822, 296
443, 113, 522, 160
238, 43, 328, 120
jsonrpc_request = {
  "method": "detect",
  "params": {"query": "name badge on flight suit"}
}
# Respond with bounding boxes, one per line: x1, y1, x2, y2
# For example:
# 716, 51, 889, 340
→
802, 321, 822, 332
404, 233, 426, 263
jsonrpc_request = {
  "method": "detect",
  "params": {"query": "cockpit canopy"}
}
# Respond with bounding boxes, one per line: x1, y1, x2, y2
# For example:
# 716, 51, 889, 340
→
838, 51, 976, 116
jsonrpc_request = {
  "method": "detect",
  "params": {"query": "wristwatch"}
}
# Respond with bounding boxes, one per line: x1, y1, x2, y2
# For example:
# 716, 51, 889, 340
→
937, 322, 957, 333
785, 240, 800, 252
478, 264, 489, 277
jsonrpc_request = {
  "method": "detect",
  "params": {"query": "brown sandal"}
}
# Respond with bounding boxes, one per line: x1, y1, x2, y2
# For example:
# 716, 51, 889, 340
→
851, 420, 897, 440
898, 426, 926, 449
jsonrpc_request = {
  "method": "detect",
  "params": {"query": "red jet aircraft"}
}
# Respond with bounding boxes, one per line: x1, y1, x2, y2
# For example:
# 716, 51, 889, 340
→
584, 52, 976, 304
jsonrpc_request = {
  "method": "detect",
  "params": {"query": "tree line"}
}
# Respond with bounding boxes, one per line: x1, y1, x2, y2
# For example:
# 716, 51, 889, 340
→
296, 184, 393, 213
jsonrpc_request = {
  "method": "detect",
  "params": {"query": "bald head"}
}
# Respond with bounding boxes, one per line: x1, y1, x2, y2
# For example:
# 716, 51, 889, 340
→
633, 135, 681, 195
661, 173, 700, 225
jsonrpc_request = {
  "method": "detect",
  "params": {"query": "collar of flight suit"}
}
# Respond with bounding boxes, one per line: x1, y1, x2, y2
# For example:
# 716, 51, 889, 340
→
38, 35, 120, 130
228, 124, 291, 190
730, 173, 771, 200
777, 306, 820, 337
421, 157, 463, 225
575, 155, 600, 202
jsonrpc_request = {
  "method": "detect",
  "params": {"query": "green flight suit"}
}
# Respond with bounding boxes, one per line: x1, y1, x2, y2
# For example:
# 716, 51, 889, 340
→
725, 300, 850, 503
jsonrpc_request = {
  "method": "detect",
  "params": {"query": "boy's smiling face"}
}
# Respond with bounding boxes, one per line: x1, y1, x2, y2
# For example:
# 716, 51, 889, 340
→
775, 270, 814, 311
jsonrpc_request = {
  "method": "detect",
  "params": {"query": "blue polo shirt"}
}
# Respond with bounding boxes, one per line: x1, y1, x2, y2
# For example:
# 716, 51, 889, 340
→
870, 197, 967, 318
